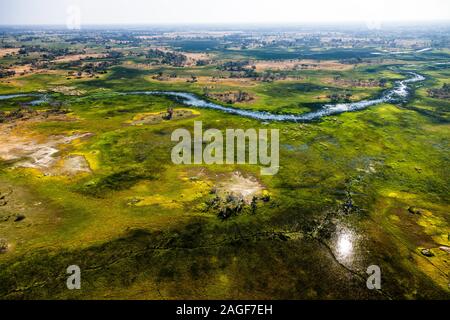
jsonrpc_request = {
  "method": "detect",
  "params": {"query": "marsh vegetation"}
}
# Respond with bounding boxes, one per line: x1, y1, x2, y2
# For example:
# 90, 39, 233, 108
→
0, 24, 448, 299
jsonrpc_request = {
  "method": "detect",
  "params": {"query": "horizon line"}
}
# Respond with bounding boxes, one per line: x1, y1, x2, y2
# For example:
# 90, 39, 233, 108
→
1, 20, 450, 29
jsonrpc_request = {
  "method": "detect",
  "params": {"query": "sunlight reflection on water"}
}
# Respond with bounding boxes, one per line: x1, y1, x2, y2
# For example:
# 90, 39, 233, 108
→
337, 232, 353, 258
334, 227, 358, 265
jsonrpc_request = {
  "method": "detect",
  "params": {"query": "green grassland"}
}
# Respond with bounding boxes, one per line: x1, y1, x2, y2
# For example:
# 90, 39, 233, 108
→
0, 34, 449, 299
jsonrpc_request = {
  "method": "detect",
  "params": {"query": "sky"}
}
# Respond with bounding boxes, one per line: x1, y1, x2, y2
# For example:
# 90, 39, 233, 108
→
1, 0, 450, 25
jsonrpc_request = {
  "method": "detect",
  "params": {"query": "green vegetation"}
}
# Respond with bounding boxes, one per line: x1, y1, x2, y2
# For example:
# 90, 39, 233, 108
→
0, 25, 448, 300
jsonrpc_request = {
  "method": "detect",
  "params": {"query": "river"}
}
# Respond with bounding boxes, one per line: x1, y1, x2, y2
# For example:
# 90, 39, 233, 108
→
126, 72, 425, 122
0, 72, 425, 122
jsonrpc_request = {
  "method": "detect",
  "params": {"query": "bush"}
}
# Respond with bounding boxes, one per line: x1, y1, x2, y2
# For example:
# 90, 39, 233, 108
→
0, 239, 8, 253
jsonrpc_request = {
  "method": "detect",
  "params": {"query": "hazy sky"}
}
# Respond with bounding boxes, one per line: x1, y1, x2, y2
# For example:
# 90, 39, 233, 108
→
1, 0, 450, 25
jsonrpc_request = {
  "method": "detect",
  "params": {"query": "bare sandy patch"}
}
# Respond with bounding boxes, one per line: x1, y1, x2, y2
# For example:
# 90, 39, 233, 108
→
145, 46, 214, 66
252, 59, 353, 71
0, 64, 67, 79
0, 116, 92, 175
0, 132, 92, 173
0, 48, 20, 57
183, 52, 213, 66
122, 61, 155, 70
52, 155, 92, 176
214, 171, 265, 204
54, 53, 107, 63
9, 64, 33, 76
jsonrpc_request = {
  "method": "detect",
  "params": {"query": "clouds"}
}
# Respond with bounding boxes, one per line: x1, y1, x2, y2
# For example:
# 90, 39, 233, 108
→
1, 0, 449, 25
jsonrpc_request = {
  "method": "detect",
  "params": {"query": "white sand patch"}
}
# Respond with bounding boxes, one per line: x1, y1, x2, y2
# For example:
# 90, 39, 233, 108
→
215, 171, 265, 204
0, 130, 92, 174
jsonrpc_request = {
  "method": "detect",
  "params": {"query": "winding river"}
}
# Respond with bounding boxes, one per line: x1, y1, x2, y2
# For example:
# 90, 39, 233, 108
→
0, 93, 49, 105
0, 72, 425, 122
127, 72, 424, 122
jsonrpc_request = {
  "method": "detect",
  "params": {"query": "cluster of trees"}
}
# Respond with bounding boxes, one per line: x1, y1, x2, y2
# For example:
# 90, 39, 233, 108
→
0, 68, 15, 78
45, 101, 71, 115
106, 51, 124, 60
204, 193, 246, 220
186, 75, 198, 83
66, 52, 122, 78
205, 90, 253, 104
146, 49, 187, 67
0, 238, 7, 253
0, 102, 70, 123
327, 92, 353, 103
204, 190, 270, 220
19, 46, 70, 58
217, 61, 290, 81
218, 60, 250, 72
256, 71, 287, 82
332, 76, 387, 87
81, 61, 113, 75
428, 83, 450, 99
0, 105, 37, 123
218, 61, 260, 78
195, 59, 211, 66
18, 46, 45, 55
151, 71, 178, 81
228, 68, 259, 78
